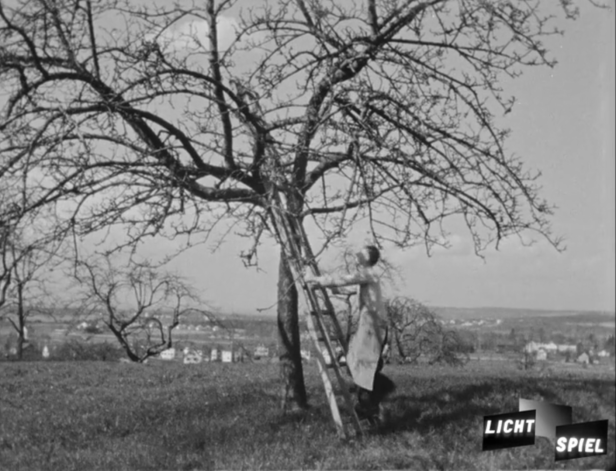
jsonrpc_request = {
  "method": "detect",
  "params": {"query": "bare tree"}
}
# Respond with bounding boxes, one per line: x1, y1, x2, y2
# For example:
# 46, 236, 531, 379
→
0, 221, 15, 310
0, 0, 591, 407
0, 206, 64, 359
74, 254, 212, 363
386, 296, 469, 366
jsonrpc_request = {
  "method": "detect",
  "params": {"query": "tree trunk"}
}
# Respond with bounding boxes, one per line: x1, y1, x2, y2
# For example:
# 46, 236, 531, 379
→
17, 282, 24, 360
277, 248, 308, 411
107, 322, 140, 362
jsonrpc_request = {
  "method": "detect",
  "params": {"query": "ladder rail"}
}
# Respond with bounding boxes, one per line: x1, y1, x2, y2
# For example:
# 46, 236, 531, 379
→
266, 192, 363, 438
289, 215, 351, 351
276, 194, 350, 351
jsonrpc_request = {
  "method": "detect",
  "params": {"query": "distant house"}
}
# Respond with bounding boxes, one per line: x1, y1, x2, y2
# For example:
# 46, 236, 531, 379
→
524, 341, 539, 353
221, 350, 233, 363
254, 345, 269, 359
210, 347, 219, 362
233, 349, 244, 363
597, 350, 610, 358
526, 342, 574, 354
160, 348, 176, 360
183, 350, 203, 364
577, 352, 590, 364
536, 349, 547, 361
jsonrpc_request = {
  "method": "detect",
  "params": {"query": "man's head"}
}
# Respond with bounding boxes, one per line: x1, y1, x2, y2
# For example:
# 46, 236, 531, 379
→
356, 245, 380, 267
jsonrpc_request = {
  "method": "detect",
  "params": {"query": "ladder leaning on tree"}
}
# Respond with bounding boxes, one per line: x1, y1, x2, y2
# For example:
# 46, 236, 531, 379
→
267, 189, 365, 439
225, 75, 365, 437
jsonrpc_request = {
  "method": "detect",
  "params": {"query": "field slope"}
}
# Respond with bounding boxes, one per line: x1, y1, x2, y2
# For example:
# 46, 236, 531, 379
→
0, 361, 614, 470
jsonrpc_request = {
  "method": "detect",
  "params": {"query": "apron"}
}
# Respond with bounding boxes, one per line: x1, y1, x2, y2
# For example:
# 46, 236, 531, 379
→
309, 268, 387, 391
345, 272, 387, 391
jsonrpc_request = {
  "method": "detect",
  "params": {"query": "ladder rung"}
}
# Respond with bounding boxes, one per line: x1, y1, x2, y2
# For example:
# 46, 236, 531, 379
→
334, 386, 353, 397
310, 310, 333, 316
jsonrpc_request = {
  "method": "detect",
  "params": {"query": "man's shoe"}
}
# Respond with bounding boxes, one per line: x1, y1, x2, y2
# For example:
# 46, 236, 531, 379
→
377, 404, 388, 425
354, 403, 378, 420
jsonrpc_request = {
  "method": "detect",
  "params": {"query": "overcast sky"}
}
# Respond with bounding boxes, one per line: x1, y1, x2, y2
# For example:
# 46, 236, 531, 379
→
105, 2, 616, 315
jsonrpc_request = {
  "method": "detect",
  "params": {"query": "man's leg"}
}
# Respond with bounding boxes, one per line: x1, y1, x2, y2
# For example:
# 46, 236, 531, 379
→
371, 372, 395, 403
356, 387, 377, 418
355, 372, 394, 422
368, 349, 396, 425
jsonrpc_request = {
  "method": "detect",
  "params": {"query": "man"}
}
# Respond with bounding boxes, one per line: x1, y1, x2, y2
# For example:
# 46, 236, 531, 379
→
305, 245, 395, 425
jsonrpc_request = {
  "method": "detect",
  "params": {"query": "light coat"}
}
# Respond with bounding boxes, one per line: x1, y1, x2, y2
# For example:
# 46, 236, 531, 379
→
309, 267, 387, 391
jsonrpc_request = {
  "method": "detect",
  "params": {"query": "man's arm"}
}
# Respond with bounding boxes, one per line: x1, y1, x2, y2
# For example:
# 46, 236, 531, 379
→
305, 271, 371, 288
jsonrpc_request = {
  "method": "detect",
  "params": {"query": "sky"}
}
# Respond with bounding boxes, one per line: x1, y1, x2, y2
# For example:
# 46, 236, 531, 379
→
140, 1, 614, 316
14, 1, 611, 316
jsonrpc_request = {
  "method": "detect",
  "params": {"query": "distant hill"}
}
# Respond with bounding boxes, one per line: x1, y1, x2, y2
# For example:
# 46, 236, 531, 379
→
430, 306, 615, 322
222, 306, 615, 322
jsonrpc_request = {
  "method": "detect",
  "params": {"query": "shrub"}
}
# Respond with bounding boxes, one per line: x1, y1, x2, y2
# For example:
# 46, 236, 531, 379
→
83, 323, 104, 334
386, 297, 470, 367
50, 340, 123, 361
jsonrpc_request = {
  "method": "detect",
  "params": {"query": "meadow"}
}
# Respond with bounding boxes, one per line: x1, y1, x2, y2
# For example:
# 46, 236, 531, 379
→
0, 360, 614, 471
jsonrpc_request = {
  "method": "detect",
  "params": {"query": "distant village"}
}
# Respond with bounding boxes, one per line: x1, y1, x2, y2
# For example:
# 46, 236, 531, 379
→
522, 341, 611, 365
152, 327, 319, 365
3, 312, 614, 367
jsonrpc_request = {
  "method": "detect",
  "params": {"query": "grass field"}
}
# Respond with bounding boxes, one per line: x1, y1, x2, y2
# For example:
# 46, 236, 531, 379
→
0, 360, 614, 471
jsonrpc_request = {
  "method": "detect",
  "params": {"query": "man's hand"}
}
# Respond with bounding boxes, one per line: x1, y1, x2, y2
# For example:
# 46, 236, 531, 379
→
303, 269, 316, 285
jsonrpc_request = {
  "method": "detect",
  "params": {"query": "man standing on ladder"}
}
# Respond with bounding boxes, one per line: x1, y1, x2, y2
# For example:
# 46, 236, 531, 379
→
305, 245, 395, 425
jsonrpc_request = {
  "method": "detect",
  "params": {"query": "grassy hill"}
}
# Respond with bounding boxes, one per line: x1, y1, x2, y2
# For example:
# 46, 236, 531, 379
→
0, 360, 613, 470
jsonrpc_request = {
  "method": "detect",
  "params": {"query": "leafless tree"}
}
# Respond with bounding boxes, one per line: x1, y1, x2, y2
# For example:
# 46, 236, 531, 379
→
0, 0, 591, 407
0, 222, 14, 310
73, 254, 213, 363
386, 296, 469, 366
0, 205, 64, 359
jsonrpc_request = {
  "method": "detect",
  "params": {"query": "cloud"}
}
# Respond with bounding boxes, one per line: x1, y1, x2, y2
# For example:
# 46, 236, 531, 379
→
151, 16, 239, 56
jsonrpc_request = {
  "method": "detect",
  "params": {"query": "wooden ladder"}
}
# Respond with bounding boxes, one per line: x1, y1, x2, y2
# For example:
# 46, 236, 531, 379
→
267, 191, 364, 439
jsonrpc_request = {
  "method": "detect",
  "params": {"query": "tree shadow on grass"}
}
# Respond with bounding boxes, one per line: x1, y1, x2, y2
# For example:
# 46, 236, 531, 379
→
377, 375, 616, 437
378, 382, 503, 436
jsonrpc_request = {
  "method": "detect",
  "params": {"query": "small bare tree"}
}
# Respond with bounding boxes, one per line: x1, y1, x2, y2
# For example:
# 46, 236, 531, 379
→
0, 207, 64, 359
0, 223, 14, 310
74, 254, 213, 363
386, 296, 469, 366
